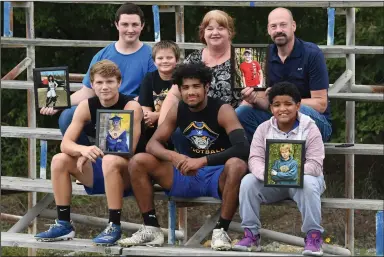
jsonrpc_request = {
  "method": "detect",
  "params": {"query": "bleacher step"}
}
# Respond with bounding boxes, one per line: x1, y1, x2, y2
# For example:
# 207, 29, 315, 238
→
0, 232, 317, 256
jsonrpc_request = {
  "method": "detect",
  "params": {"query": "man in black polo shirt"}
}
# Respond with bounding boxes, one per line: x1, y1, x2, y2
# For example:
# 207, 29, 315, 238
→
236, 7, 332, 142
118, 62, 250, 251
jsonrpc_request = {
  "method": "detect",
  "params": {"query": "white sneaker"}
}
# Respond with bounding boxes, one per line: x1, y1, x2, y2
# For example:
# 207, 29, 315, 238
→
118, 225, 164, 247
211, 228, 232, 251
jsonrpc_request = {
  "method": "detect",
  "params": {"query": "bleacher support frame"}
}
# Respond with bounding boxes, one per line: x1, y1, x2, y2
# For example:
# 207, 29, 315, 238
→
1, 1, 383, 256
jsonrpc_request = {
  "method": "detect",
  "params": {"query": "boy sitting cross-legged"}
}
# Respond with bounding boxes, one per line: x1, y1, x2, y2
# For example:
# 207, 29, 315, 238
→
233, 82, 326, 256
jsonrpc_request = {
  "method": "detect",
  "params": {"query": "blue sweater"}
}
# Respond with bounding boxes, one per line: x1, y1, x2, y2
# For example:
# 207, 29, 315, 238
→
271, 156, 298, 185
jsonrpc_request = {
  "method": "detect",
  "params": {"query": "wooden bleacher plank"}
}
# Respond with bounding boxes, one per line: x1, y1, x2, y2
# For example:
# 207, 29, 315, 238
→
1, 176, 86, 195
325, 143, 384, 155
120, 245, 301, 256
2, 177, 383, 210
1, 232, 122, 255
1, 126, 62, 141
0, 232, 303, 257
2, 126, 383, 155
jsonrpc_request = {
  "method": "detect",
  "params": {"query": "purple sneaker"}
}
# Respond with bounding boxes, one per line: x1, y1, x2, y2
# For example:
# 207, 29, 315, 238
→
302, 230, 323, 256
233, 228, 261, 252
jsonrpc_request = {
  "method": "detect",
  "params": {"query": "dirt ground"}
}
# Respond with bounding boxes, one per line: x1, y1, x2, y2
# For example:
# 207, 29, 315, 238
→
0, 193, 378, 250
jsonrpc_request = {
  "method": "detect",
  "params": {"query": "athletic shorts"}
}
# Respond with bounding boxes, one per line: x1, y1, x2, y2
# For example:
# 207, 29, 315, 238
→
83, 158, 133, 197
165, 165, 224, 199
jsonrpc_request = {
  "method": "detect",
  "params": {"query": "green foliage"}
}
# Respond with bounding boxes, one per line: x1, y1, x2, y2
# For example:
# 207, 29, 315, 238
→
266, 143, 303, 185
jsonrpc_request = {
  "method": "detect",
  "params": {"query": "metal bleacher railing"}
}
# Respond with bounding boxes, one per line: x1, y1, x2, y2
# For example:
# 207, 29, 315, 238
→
1, 1, 383, 256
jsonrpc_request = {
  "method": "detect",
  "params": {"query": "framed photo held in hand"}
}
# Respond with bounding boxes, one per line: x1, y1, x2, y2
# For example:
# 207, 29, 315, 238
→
231, 46, 268, 91
264, 139, 305, 188
96, 110, 134, 157
33, 66, 71, 109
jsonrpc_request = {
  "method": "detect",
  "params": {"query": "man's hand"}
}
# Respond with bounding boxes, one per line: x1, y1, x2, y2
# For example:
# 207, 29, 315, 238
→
80, 145, 104, 163
179, 157, 207, 176
77, 156, 88, 173
40, 107, 59, 116
144, 111, 159, 128
241, 87, 259, 104
271, 170, 277, 176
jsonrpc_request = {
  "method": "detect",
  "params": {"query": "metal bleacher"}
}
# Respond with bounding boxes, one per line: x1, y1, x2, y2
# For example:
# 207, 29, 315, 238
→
1, 0, 383, 256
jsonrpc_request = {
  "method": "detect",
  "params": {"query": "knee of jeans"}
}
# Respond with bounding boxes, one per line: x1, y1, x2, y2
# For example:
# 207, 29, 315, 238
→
58, 107, 76, 133
303, 175, 323, 194
235, 105, 253, 122
240, 173, 258, 192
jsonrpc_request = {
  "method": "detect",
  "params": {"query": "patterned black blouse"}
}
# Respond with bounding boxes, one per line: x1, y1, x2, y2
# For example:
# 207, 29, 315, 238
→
184, 49, 242, 108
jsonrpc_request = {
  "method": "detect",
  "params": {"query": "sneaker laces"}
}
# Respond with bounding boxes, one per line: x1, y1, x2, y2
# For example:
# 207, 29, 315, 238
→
44, 220, 62, 231
305, 234, 321, 248
129, 225, 154, 243
213, 229, 231, 243
102, 223, 118, 235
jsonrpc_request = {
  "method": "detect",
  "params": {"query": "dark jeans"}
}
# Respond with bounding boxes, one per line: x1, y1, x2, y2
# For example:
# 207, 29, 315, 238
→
235, 104, 332, 142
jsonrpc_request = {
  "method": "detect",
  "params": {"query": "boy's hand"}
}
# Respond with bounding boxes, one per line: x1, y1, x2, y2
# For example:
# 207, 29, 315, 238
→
40, 107, 59, 116
144, 111, 159, 127
77, 156, 88, 173
80, 145, 104, 163
271, 170, 277, 176
173, 153, 189, 170
179, 157, 207, 176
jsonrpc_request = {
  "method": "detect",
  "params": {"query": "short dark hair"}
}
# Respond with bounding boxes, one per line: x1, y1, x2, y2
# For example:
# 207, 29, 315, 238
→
172, 62, 213, 88
115, 3, 145, 24
152, 40, 181, 62
268, 81, 302, 104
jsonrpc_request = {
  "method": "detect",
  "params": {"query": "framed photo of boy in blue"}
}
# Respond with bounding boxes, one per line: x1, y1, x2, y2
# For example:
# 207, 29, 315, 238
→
264, 139, 305, 188
95, 110, 133, 157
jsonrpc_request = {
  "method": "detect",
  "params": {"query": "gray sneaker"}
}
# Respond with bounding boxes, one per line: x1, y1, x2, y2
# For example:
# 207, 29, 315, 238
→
118, 225, 164, 247
211, 228, 232, 251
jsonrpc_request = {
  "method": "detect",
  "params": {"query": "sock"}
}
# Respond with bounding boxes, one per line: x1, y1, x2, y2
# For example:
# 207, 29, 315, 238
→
109, 209, 122, 226
215, 217, 231, 231
57, 205, 70, 222
142, 209, 160, 227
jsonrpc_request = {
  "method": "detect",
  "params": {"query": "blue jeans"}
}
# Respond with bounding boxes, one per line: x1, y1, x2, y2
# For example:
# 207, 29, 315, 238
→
235, 105, 332, 142
59, 106, 92, 146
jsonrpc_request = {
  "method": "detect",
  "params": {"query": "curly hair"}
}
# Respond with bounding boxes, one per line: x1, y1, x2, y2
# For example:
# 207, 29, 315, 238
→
268, 81, 301, 104
172, 62, 213, 87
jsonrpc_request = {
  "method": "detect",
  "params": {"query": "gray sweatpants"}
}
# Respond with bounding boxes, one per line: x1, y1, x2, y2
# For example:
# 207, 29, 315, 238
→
239, 173, 326, 235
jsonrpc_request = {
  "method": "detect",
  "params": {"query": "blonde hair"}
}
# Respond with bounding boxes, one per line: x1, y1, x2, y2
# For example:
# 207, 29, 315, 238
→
198, 10, 235, 45
152, 40, 181, 62
280, 144, 293, 154
90, 60, 122, 83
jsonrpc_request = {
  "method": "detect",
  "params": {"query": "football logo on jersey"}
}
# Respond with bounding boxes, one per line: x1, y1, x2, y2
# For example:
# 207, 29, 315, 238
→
183, 121, 219, 150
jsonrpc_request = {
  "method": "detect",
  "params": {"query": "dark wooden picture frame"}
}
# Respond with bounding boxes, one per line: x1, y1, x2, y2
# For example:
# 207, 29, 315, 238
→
33, 66, 71, 110
231, 45, 268, 91
95, 109, 134, 157
264, 139, 305, 188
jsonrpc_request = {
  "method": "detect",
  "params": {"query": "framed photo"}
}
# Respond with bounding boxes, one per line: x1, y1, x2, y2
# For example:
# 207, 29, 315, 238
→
231, 46, 268, 91
264, 139, 305, 188
96, 110, 134, 156
33, 66, 71, 109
